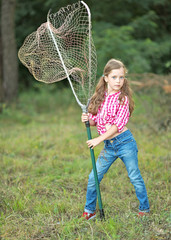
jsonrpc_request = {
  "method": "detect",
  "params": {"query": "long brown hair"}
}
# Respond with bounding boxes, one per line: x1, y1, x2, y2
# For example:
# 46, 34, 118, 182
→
88, 59, 134, 116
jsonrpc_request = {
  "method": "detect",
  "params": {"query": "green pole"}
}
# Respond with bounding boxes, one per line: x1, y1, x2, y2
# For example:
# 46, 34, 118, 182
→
85, 120, 105, 220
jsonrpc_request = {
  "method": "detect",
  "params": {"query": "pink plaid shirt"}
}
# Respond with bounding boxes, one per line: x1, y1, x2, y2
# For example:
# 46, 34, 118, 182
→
89, 91, 130, 135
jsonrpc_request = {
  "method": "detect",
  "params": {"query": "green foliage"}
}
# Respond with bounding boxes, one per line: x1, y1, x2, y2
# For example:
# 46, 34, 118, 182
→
0, 86, 170, 239
129, 10, 159, 39
15, 0, 171, 86
93, 22, 171, 75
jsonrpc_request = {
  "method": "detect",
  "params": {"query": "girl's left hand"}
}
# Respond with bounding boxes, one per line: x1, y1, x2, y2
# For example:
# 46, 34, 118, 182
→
86, 137, 101, 149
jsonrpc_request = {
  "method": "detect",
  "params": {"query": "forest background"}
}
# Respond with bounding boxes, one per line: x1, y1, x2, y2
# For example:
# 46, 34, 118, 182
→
0, 0, 171, 101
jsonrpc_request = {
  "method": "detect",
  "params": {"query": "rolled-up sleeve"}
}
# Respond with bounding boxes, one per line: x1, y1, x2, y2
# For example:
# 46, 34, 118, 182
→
112, 96, 130, 132
89, 113, 97, 125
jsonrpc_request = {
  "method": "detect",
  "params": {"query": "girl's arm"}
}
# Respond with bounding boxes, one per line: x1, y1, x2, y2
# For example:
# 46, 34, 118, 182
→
98, 124, 118, 141
86, 125, 118, 149
86, 96, 130, 149
81, 113, 96, 126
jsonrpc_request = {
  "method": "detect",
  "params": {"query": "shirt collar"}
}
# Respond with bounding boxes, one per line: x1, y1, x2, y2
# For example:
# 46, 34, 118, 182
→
105, 90, 121, 97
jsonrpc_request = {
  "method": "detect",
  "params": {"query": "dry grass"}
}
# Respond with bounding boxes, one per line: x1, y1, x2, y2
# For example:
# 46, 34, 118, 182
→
0, 82, 170, 239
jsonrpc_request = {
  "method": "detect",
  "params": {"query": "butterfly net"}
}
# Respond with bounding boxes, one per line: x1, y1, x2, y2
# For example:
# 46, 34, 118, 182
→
18, 1, 97, 110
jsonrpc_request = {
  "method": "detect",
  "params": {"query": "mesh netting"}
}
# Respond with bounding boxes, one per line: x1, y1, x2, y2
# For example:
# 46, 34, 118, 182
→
18, 1, 97, 109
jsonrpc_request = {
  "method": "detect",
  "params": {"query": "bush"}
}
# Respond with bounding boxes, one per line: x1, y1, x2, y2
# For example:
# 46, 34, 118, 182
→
93, 22, 171, 75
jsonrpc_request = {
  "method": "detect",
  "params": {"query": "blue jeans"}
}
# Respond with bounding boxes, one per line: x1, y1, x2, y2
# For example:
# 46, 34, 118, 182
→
84, 129, 150, 213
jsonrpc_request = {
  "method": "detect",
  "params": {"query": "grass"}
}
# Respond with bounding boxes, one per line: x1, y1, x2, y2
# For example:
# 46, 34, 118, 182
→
0, 83, 170, 239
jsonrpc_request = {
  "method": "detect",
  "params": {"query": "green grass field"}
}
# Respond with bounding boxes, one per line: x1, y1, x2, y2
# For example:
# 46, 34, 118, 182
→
0, 84, 170, 239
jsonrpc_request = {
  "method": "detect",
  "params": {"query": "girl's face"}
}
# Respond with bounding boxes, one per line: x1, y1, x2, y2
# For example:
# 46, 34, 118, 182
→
104, 67, 125, 94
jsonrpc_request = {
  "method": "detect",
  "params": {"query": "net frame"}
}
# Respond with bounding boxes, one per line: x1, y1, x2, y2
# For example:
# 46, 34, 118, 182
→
18, 1, 97, 113
18, 1, 105, 219
47, 0, 95, 112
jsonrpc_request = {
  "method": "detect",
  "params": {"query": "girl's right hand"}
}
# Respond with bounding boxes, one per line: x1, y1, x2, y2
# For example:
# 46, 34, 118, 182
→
81, 113, 89, 122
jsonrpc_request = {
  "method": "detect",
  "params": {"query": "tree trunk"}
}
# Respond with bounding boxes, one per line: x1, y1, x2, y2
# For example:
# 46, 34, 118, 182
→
0, 32, 4, 111
1, 0, 18, 102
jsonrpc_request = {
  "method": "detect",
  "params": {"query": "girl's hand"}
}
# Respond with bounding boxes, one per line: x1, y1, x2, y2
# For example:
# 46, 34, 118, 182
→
81, 113, 89, 123
86, 137, 101, 149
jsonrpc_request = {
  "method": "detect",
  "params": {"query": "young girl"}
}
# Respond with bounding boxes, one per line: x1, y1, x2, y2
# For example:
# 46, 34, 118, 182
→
81, 59, 150, 220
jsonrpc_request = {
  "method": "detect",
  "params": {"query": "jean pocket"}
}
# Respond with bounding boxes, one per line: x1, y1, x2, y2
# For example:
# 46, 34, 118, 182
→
117, 136, 134, 145
120, 138, 138, 153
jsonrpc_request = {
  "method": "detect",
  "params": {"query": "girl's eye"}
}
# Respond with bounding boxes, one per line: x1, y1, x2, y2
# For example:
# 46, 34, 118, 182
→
120, 77, 124, 79
112, 76, 116, 79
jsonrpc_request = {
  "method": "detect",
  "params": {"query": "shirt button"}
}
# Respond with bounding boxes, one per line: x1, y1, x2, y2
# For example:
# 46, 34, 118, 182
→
110, 140, 113, 143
